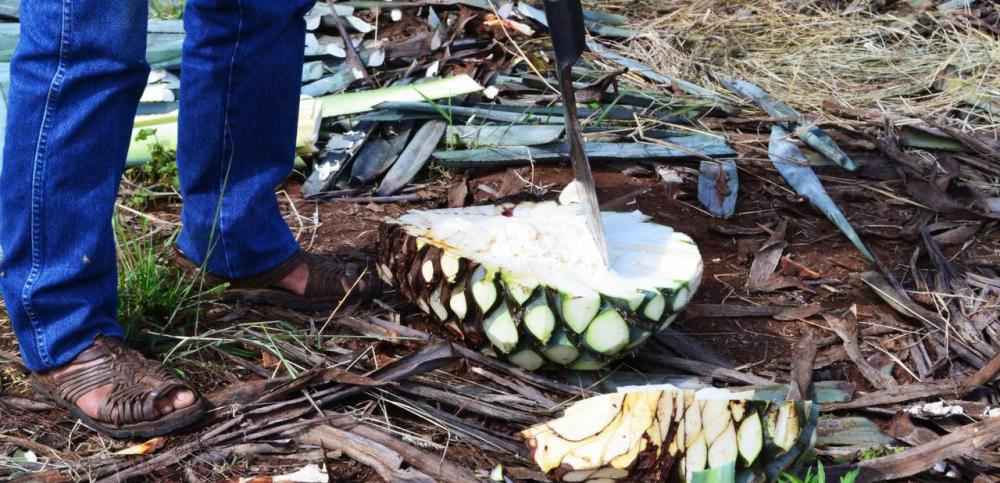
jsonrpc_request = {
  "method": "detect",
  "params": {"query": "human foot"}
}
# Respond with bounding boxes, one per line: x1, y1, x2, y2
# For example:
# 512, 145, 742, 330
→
32, 337, 206, 438
175, 250, 379, 311
274, 262, 309, 296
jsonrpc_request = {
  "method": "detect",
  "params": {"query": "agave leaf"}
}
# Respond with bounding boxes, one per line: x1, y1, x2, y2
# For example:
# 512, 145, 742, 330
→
317, 75, 483, 118
376, 120, 447, 196
515, 2, 637, 38
301, 60, 326, 83
0, 0, 17, 19
816, 417, 891, 448
434, 140, 735, 167
899, 126, 970, 152
581, 9, 630, 26
302, 120, 375, 197
858, 272, 917, 317
302, 68, 357, 97
350, 121, 415, 184
446, 124, 564, 148
379, 101, 565, 125
586, 41, 737, 108
146, 38, 184, 70
341, 0, 490, 9
469, 100, 694, 124
698, 159, 738, 219
762, 402, 819, 482
768, 125, 873, 260
723, 78, 856, 171
0, 23, 17, 62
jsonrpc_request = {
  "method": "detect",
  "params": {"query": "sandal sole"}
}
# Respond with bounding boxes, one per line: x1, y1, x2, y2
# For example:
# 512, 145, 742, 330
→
222, 288, 345, 312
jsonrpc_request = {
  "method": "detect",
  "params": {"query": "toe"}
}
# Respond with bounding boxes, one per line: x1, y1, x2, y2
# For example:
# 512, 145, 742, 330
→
171, 388, 197, 410
154, 387, 197, 416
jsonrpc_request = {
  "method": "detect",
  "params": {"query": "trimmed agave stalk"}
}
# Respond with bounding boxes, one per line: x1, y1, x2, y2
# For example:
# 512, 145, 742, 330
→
378, 200, 703, 370
520, 389, 817, 482
125, 96, 324, 168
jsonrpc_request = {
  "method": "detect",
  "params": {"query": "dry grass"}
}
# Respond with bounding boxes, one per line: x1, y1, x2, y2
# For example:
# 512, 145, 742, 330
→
598, 1, 1000, 132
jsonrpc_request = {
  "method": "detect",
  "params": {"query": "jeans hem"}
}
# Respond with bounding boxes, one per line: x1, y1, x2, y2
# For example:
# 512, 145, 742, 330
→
23, 322, 123, 372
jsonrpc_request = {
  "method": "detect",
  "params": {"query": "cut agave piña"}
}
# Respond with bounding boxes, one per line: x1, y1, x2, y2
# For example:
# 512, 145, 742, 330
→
377, 199, 703, 370
520, 388, 817, 482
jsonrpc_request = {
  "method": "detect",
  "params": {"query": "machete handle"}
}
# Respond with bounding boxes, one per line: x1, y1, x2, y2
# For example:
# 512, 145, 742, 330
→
542, 0, 588, 71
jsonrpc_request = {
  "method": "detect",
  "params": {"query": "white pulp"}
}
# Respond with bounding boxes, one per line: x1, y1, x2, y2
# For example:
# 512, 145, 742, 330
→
393, 201, 703, 299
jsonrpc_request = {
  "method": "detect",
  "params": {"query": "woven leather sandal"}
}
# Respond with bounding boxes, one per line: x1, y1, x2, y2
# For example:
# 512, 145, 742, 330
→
31, 337, 207, 439
175, 250, 379, 311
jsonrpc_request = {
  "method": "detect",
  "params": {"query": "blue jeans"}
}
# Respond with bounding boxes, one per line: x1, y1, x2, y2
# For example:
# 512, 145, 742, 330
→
0, 0, 314, 372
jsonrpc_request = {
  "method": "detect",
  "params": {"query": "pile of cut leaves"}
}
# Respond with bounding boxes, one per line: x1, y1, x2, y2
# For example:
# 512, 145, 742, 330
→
1, 0, 1000, 482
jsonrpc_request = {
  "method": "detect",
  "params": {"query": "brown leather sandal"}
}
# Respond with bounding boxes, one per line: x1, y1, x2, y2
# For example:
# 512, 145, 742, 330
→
175, 250, 380, 311
31, 337, 207, 439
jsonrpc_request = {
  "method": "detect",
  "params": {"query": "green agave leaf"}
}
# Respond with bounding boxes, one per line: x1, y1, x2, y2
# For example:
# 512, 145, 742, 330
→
723, 78, 856, 172
768, 125, 873, 260
376, 120, 447, 196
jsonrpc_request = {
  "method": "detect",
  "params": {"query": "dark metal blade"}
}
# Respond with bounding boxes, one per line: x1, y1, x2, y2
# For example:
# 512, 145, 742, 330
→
544, 0, 609, 266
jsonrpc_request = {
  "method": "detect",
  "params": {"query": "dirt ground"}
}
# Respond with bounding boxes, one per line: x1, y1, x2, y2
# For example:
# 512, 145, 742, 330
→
5, 152, 993, 480
1, 1, 998, 480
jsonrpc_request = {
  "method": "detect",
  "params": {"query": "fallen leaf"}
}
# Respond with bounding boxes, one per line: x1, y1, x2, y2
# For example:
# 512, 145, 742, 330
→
114, 437, 167, 456
779, 255, 821, 279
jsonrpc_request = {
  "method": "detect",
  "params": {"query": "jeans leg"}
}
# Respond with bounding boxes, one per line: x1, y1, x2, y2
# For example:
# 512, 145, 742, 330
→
0, 0, 149, 372
176, 0, 315, 279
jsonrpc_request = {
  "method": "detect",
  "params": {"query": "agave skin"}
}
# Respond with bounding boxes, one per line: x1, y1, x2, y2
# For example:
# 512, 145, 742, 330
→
377, 204, 702, 370
519, 389, 817, 482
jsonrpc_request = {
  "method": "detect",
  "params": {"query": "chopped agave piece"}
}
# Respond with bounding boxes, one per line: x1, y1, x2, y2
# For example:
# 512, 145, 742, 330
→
520, 388, 815, 482
379, 202, 703, 370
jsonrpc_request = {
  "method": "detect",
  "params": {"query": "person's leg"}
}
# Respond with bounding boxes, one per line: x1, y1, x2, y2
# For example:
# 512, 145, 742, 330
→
0, 0, 146, 372
176, 0, 316, 279
0, 0, 200, 434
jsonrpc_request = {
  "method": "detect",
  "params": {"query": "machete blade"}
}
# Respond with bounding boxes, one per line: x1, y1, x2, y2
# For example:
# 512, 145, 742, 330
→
543, 0, 609, 266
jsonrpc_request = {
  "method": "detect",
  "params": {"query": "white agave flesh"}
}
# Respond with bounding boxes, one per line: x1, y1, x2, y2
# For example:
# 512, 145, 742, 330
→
521, 388, 809, 482
391, 202, 702, 300
607, 392, 659, 469
484, 306, 518, 353
737, 410, 763, 466
508, 349, 545, 371
428, 286, 448, 321
440, 252, 461, 282
449, 290, 468, 320
543, 393, 626, 441
707, 421, 738, 469
563, 468, 629, 482
700, 400, 731, 445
